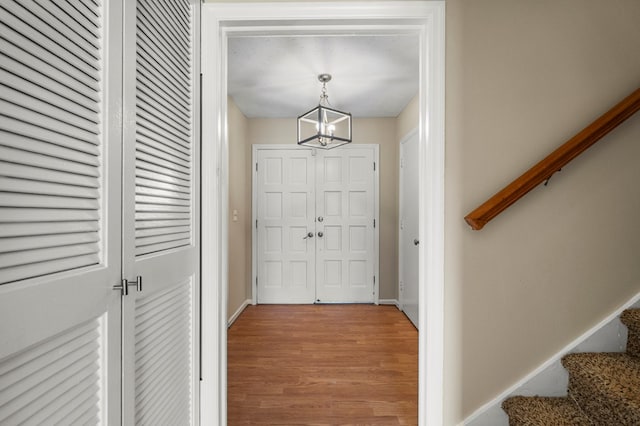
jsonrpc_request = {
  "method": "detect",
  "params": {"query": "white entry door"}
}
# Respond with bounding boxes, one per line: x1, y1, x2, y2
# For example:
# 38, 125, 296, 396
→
0, 0, 123, 423
121, 0, 201, 424
255, 148, 316, 303
254, 145, 378, 304
399, 131, 419, 328
315, 148, 376, 303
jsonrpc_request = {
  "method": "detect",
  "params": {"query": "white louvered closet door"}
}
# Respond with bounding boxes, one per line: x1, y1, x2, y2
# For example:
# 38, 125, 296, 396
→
121, 0, 200, 425
0, 0, 123, 424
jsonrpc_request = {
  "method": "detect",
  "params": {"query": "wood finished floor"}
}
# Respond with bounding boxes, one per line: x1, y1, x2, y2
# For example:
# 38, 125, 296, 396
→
227, 304, 418, 425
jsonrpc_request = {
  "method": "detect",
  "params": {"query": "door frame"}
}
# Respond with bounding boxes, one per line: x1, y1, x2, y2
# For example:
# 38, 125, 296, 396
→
201, 2, 445, 425
251, 144, 380, 305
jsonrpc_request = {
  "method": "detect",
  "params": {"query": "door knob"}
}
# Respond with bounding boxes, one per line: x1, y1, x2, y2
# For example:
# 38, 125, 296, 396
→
317, 216, 324, 222
303, 232, 314, 239
413, 239, 419, 246
317, 232, 324, 237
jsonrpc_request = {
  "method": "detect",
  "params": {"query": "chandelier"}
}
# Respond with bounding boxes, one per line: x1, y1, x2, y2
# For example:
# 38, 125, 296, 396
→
297, 74, 352, 149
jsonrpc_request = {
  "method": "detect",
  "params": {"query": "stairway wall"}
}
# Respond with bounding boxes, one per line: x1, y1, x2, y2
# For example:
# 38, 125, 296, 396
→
445, 0, 640, 423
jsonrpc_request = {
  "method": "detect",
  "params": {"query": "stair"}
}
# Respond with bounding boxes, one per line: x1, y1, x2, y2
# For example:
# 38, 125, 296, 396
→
502, 308, 640, 425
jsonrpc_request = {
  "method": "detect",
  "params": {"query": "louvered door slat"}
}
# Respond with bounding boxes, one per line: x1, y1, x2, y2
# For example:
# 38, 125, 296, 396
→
137, 16, 189, 77
0, 70, 98, 125
1, 86, 99, 135
2, 117, 100, 156
0, 318, 102, 425
137, 134, 190, 167
1, 178, 99, 200
0, 254, 99, 284
137, 55, 190, 107
0, 244, 99, 269
136, 157, 190, 182
137, 186, 190, 201
10, 0, 100, 58
136, 177, 190, 194
0, 133, 99, 167
0, 24, 99, 93
138, 0, 189, 60
1, 4, 100, 74
0, 0, 102, 286
137, 90, 191, 135
136, 212, 191, 221
0, 39, 100, 105
0, 222, 98, 238
0, 162, 98, 188
0, 208, 99, 223
136, 219, 190, 230
37, 383, 99, 425
134, 279, 192, 425
137, 78, 190, 123
136, 226, 190, 238
50, 0, 101, 39
156, 0, 190, 36
0, 145, 99, 177
0, 102, 99, 147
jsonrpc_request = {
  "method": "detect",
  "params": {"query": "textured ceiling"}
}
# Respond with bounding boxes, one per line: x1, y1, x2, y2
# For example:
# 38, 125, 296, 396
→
227, 35, 419, 118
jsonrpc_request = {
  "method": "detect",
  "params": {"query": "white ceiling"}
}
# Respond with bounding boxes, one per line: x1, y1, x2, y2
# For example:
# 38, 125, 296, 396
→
227, 35, 419, 118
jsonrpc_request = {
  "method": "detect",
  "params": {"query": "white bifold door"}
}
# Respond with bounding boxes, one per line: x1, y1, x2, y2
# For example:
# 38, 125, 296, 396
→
254, 145, 378, 304
0, 0, 200, 424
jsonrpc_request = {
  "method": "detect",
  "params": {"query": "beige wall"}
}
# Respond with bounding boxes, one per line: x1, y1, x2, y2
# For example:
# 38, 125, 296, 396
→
396, 95, 418, 143
446, 0, 640, 422
227, 97, 251, 319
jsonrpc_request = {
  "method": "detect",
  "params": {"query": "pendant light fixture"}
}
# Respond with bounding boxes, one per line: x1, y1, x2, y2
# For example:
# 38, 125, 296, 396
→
297, 73, 352, 149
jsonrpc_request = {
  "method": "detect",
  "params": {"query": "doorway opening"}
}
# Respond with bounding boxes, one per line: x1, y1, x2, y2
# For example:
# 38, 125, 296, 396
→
201, 3, 445, 425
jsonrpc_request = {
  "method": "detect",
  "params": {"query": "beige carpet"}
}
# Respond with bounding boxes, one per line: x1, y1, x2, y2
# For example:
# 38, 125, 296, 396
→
502, 308, 640, 425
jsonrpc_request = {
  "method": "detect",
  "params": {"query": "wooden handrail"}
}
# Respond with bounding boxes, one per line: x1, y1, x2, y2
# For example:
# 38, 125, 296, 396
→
465, 88, 640, 230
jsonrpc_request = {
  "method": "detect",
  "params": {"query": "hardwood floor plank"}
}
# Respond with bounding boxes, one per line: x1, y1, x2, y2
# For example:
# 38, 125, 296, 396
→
227, 305, 418, 425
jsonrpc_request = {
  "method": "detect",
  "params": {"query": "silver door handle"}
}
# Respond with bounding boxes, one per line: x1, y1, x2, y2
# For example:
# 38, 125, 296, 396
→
413, 239, 419, 246
317, 231, 323, 237
317, 216, 324, 222
303, 232, 314, 239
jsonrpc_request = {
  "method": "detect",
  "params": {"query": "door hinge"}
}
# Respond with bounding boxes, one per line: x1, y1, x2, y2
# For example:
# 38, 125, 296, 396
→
256, 219, 258, 229
400, 157, 404, 168
255, 162, 258, 172
373, 218, 376, 228
373, 162, 376, 171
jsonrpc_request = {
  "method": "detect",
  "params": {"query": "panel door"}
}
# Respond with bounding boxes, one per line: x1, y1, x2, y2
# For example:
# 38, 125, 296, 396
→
315, 148, 376, 303
400, 132, 419, 328
0, 0, 123, 423
256, 149, 316, 303
121, 0, 200, 424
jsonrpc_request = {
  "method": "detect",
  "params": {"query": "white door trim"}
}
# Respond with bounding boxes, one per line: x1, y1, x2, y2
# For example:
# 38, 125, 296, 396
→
201, 2, 445, 425
251, 144, 380, 305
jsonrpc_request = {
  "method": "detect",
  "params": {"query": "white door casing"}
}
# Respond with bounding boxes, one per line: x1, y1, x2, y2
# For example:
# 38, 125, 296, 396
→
201, 3, 445, 425
254, 145, 378, 305
256, 148, 316, 303
0, 0, 123, 423
315, 147, 377, 303
122, 0, 201, 425
400, 129, 419, 328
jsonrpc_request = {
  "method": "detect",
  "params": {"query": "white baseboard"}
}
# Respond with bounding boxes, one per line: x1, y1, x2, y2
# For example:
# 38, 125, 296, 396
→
227, 299, 251, 328
379, 299, 400, 309
464, 290, 640, 426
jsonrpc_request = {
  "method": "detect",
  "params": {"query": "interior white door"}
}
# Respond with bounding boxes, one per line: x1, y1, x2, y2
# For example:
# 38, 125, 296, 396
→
121, 0, 201, 424
256, 148, 316, 303
0, 0, 123, 423
400, 131, 419, 328
315, 148, 376, 303
255, 145, 377, 304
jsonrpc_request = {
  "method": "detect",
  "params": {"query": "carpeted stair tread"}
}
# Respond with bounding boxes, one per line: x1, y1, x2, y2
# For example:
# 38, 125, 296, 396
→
502, 396, 591, 425
562, 352, 640, 425
621, 309, 640, 358
620, 309, 640, 330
